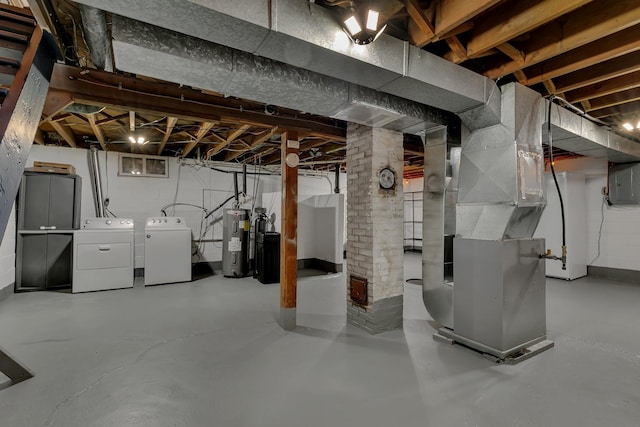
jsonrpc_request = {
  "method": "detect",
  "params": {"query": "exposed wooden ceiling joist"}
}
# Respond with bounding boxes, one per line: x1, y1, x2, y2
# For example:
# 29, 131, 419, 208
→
484, 0, 640, 79
564, 71, 640, 104
49, 121, 77, 148
156, 116, 178, 155
589, 100, 640, 119
466, 0, 593, 58
47, 64, 346, 142
183, 121, 215, 156
553, 51, 640, 94
586, 86, 640, 112
86, 113, 106, 150
224, 127, 277, 162
434, 0, 500, 37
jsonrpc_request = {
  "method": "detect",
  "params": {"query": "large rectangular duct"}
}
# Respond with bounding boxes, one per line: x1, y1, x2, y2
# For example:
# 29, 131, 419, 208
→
73, 0, 500, 125
457, 84, 546, 240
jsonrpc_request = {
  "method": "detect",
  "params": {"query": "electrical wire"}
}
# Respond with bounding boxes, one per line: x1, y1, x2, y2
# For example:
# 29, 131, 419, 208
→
590, 193, 606, 265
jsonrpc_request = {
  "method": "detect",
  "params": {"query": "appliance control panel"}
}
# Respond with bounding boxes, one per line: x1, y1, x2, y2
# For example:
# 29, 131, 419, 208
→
81, 218, 134, 230
145, 217, 188, 229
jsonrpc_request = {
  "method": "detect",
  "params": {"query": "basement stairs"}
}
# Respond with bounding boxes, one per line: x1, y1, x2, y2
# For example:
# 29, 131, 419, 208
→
0, 3, 57, 390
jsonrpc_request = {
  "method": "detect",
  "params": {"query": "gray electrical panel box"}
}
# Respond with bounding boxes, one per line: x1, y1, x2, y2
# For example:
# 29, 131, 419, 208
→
609, 163, 640, 205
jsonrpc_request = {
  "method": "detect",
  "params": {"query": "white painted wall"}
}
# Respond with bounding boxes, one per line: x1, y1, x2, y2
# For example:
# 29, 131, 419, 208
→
548, 157, 640, 272
25, 145, 344, 269
0, 204, 16, 293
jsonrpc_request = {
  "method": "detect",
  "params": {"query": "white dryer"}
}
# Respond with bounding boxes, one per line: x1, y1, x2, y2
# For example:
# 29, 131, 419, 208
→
144, 217, 192, 286
73, 218, 134, 293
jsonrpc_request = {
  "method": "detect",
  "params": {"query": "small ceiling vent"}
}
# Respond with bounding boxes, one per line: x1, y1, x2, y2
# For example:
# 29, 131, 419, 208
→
331, 101, 404, 128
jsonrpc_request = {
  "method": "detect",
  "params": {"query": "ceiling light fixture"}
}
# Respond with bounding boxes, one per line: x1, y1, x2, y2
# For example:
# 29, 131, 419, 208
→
622, 123, 634, 131
128, 135, 150, 145
341, 4, 386, 45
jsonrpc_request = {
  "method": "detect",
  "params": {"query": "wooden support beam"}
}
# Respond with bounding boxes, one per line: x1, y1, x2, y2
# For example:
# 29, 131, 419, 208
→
513, 70, 528, 85
484, 0, 640, 79
589, 100, 640, 119
41, 89, 73, 121
49, 64, 345, 141
542, 79, 557, 94
496, 43, 525, 64
445, 36, 467, 63
224, 127, 276, 161
129, 111, 135, 132
435, 0, 501, 37
586, 86, 640, 112
34, 128, 44, 145
564, 71, 640, 103
280, 130, 299, 331
581, 100, 591, 111
467, 0, 593, 58
554, 51, 640, 93
87, 113, 107, 150
183, 121, 214, 156
206, 124, 251, 158
50, 121, 77, 148
157, 116, 177, 155
522, 24, 640, 86
406, 0, 435, 44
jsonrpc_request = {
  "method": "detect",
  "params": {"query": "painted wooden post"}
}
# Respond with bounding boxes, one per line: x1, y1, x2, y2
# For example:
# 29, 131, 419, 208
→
280, 130, 299, 330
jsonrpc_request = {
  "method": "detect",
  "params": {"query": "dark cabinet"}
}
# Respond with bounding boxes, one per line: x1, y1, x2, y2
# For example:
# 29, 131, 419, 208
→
15, 172, 81, 292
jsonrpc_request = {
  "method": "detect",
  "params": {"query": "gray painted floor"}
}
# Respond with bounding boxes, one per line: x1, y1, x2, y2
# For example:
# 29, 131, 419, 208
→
0, 253, 639, 427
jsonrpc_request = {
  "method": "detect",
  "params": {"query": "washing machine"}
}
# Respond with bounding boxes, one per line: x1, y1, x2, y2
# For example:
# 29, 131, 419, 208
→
144, 217, 192, 286
73, 218, 134, 293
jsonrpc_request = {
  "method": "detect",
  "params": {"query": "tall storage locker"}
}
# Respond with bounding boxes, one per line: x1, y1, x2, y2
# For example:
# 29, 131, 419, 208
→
15, 172, 81, 291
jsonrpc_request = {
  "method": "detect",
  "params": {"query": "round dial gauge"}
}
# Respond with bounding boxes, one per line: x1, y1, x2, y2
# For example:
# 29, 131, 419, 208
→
379, 167, 395, 189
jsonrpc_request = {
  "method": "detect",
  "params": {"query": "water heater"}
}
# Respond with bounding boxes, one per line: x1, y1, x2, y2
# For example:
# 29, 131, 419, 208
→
222, 208, 250, 277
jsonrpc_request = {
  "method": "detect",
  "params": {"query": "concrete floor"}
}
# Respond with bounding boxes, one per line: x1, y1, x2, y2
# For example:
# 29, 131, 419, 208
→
0, 252, 639, 427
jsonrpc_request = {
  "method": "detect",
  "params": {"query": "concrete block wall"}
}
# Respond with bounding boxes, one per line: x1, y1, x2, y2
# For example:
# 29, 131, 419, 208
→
346, 124, 404, 333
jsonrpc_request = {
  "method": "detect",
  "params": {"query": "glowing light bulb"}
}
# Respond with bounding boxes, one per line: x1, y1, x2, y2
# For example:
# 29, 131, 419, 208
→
366, 10, 379, 31
344, 16, 361, 36
623, 123, 634, 131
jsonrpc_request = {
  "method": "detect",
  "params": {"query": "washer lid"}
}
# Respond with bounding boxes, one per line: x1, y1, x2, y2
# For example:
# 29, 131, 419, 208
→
81, 218, 134, 230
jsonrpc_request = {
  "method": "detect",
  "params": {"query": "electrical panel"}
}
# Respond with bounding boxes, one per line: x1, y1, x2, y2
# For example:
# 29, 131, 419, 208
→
608, 163, 640, 205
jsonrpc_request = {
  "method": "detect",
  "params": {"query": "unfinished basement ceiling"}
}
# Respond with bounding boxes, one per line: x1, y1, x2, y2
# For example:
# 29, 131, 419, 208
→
10, 0, 640, 171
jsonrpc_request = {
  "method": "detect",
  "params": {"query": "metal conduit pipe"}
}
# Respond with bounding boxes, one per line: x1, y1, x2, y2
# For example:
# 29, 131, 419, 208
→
88, 146, 106, 217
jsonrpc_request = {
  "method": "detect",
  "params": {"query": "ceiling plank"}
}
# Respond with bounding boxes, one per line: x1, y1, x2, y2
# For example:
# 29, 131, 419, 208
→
49, 64, 345, 142
523, 24, 640, 86
87, 113, 107, 150
405, 0, 435, 45
496, 43, 525, 64
157, 116, 178, 155
435, 0, 501, 37
432, 21, 473, 42
564, 70, 640, 103
467, 0, 593, 58
50, 121, 77, 148
183, 121, 215, 156
484, 0, 640, 79
586, 86, 640, 112
224, 127, 277, 162
553, 51, 640, 93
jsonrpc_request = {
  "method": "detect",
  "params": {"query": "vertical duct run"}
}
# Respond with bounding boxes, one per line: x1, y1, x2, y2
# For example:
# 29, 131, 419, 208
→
334, 164, 340, 194
79, 5, 114, 71
242, 164, 247, 196
422, 126, 459, 329
88, 146, 106, 217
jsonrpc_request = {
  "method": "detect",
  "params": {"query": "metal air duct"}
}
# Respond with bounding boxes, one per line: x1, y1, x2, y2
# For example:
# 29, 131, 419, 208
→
88, 146, 106, 217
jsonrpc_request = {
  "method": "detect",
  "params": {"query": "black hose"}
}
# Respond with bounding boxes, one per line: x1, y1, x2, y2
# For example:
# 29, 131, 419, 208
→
242, 164, 247, 196
547, 96, 567, 270
204, 195, 236, 219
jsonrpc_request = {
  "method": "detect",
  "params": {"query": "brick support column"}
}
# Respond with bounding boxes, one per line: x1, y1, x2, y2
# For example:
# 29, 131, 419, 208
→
346, 124, 404, 334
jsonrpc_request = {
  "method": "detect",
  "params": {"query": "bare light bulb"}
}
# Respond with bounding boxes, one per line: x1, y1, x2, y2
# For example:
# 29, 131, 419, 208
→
344, 16, 361, 36
366, 10, 379, 31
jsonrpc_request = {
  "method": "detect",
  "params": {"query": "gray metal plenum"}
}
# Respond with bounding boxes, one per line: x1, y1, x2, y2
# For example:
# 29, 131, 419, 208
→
78, 5, 113, 71
88, 146, 106, 217
72, 0, 498, 121
457, 83, 546, 240
422, 126, 458, 329
110, 15, 452, 133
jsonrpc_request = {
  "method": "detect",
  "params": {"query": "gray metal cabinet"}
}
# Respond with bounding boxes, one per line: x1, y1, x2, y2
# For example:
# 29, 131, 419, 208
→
15, 172, 81, 292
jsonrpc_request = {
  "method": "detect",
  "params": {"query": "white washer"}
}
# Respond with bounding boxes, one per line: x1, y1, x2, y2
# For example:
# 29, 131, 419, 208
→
144, 217, 192, 286
73, 218, 134, 293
